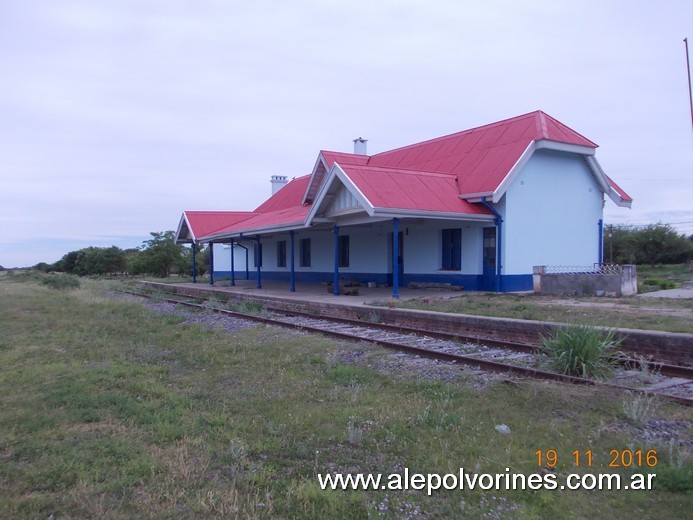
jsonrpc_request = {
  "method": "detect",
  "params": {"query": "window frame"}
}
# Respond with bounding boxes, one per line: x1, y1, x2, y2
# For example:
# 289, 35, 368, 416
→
276, 240, 287, 268
300, 238, 311, 267
338, 235, 350, 268
441, 228, 462, 270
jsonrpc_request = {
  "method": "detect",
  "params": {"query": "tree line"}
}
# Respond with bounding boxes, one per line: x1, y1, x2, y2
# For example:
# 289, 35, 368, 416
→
33, 223, 692, 277
36, 231, 209, 277
603, 223, 692, 265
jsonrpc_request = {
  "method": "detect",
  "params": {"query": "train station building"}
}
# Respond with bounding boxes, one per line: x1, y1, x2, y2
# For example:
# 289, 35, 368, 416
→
174, 110, 632, 297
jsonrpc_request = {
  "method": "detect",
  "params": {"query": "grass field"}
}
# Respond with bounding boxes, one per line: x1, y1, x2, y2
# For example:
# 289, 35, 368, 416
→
1, 275, 691, 519
377, 264, 693, 334
379, 292, 693, 334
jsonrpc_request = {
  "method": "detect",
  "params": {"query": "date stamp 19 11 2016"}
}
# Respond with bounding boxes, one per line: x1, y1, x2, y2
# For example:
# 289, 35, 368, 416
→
535, 449, 658, 469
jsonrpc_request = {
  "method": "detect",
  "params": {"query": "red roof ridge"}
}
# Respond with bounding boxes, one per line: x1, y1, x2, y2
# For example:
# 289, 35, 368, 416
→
184, 210, 253, 215
533, 110, 598, 148
339, 162, 458, 179
372, 110, 596, 161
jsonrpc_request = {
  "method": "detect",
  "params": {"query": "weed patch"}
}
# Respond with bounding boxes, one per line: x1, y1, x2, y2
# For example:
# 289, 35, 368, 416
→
541, 324, 623, 378
0, 278, 690, 518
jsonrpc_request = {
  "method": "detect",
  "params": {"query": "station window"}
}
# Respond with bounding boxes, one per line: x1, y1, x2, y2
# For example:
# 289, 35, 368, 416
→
277, 240, 287, 268
300, 238, 311, 267
253, 242, 262, 268
339, 235, 350, 268
441, 228, 461, 270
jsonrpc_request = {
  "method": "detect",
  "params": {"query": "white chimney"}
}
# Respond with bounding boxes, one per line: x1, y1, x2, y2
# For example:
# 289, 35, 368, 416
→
353, 137, 368, 155
270, 175, 288, 195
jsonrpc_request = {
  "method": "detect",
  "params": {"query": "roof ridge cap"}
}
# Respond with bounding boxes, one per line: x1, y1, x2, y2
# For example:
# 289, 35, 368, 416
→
535, 111, 549, 139
342, 163, 458, 178
372, 110, 546, 158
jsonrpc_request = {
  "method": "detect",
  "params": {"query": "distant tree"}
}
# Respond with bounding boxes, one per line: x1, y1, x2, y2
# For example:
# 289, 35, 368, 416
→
53, 246, 127, 276
34, 262, 51, 273
128, 231, 188, 278
605, 223, 693, 265
169, 242, 206, 277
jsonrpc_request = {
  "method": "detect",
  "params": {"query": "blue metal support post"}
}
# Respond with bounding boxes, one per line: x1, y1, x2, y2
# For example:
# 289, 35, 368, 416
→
597, 219, 604, 264
255, 238, 262, 289
191, 242, 197, 283
289, 231, 296, 292
481, 197, 502, 292
230, 240, 235, 286
392, 218, 399, 299
209, 244, 214, 286
333, 225, 340, 296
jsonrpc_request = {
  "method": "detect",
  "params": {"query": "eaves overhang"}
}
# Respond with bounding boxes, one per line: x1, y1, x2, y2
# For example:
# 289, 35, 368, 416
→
305, 163, 375, 225
200, 220, 308, 243
371, 207, 495, 222
174, 213, 194, 244
585, 156, 632, 208
459, 139, 630, 207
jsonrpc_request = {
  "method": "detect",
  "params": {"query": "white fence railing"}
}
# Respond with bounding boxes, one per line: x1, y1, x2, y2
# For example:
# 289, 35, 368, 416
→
543, 264, 623, 275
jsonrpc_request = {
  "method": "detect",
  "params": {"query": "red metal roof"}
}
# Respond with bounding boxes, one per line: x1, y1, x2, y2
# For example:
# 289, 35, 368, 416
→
321, 150, 370, 169
340, 165, 492, 215
228, 204, 311, 233
368, 110, 599, 196
605, 175, 633, 203
196, 176, 312, 240
181, 211, 255, 241
179, 111, 631, 241
303, 151, 369, 204
254, 175, 311, 213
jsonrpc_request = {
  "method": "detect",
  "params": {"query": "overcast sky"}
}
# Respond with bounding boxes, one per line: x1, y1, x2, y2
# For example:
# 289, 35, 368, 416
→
1, 0, 692, 268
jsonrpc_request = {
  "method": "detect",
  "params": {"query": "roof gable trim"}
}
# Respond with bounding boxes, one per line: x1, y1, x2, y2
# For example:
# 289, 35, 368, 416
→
302, 152, 329, 205
305, 163, 375, 226
174, 213, 193, 244
461, 140, 600, 204
585, 156, 632, 208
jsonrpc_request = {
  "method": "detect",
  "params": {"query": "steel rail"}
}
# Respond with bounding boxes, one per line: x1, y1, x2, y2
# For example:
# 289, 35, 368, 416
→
267, 306, 692, 381
120, 289, 693, 405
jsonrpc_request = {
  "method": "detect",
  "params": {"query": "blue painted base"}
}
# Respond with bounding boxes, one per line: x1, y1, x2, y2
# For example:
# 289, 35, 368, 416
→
212, 271, 533, 292
499, 274, 533, 292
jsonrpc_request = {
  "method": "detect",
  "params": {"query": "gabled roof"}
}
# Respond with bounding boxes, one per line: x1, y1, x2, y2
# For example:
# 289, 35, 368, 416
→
178, 110, 632, 243
338, 164, 491, 215
178, 176, 313, 243
175, 211, 255, 243
255, 175, 311, 213
368, 110, 598, 197
302, 151, 369, 204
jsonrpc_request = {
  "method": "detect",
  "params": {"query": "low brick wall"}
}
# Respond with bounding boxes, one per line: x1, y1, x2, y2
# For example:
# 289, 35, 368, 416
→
143, 282, 691, 367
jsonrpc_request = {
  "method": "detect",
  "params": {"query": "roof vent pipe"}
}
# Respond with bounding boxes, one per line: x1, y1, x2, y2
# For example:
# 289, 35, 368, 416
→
270, 175, 288, 195
353, 137, 368, 155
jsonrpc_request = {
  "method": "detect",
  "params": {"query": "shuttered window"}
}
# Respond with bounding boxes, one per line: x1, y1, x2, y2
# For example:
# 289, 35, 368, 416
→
442, 228, 461, 270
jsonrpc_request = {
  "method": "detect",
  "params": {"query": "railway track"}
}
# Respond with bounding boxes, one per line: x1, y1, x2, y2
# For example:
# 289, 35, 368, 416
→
121, 289, 693, 405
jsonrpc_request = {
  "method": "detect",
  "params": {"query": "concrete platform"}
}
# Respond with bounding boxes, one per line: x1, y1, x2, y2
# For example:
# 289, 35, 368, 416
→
144, 279, 693, 366
175, 279, 470, 307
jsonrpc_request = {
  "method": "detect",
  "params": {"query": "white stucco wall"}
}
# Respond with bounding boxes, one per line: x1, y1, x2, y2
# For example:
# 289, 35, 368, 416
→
212, 243, 249, 272
214, 219, 489, 276
501, 149, 604, 275
403, 220, 485, 275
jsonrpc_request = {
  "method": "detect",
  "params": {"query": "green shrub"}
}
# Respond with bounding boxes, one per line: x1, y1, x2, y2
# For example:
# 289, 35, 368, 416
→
655, 465, 693, 492
227, 301, 264, 314
40, 275, 80, 290
541, 324, 623, 378
641, 278, 677, 290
